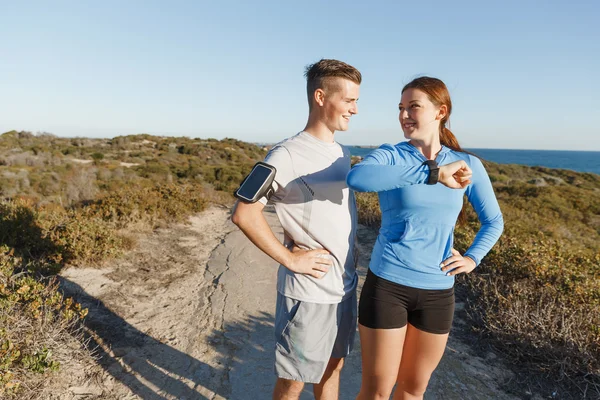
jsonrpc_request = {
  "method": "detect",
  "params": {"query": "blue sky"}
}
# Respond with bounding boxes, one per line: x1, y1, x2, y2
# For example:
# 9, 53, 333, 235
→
1, 1, 599, 150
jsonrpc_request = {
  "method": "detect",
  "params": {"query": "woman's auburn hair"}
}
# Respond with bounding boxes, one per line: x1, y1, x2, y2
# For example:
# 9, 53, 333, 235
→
402, 77, 463, 153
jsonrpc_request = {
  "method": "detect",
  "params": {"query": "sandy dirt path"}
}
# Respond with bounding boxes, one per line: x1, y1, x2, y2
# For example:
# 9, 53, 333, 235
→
56, 206, 237, 399
53, 205, 535, 399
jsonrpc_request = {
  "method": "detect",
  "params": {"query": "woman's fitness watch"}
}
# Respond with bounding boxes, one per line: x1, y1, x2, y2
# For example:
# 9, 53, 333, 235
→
423, 160, 439, 185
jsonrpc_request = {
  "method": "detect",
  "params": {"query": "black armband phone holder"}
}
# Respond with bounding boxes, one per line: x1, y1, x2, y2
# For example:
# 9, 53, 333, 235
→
234, 162, 277, 203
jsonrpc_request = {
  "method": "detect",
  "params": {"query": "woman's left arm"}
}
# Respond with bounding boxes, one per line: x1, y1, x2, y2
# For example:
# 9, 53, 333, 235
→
441, 156, 504, 275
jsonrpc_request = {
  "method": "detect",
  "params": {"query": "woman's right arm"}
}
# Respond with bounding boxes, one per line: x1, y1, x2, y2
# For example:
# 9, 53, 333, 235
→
347, 144, 472, 192
347, 144, 429, 192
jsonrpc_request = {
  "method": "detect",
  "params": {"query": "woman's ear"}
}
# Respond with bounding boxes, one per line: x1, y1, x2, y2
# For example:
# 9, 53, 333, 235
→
437, 104, 448, 120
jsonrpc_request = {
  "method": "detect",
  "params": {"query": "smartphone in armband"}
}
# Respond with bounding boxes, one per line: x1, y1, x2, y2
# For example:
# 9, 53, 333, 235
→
234, 162, 277, 203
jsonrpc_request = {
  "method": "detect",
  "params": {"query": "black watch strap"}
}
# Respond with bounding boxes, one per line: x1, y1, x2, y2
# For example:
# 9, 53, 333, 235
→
423, 160, 439, 185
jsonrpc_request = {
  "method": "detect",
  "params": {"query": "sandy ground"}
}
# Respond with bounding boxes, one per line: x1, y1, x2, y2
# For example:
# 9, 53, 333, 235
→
50, 205, 543, 399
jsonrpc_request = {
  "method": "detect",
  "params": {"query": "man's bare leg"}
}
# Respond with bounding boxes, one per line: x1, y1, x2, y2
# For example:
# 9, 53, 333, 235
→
313, 357, 344, 400
273, 378, 304, 400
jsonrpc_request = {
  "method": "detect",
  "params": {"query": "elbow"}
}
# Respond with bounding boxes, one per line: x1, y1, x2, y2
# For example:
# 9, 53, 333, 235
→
231, 210, 241, 226
231, 201, 258, 230
479, 212, 504, 239
489, 214, 504, 241
496, 213, 505, 235
231, 203, 244, 227
346, 174, 357, 191
346, 168, 366, 192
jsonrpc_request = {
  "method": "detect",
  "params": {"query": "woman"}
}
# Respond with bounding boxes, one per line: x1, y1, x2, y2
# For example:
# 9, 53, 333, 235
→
347, 77, 503, 400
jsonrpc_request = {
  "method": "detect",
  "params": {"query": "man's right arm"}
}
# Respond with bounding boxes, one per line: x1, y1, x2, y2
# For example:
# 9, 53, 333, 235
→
231, 200, 332, 279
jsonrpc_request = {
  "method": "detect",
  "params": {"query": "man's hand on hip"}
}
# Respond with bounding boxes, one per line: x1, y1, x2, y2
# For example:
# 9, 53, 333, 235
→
288, 246, 332, 279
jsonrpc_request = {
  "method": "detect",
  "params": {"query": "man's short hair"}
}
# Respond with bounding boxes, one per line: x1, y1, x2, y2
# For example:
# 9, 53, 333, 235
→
304, 59, 362, 109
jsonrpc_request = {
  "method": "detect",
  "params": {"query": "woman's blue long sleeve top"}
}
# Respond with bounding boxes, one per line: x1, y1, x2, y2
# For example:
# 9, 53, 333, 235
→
347, 142, 504, 290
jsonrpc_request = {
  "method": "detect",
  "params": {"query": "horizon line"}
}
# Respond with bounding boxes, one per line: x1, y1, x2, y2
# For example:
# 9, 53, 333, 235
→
2, 130, 599, 153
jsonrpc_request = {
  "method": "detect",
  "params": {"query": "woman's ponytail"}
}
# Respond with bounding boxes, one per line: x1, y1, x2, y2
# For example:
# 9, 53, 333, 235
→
440, 126, 463, 153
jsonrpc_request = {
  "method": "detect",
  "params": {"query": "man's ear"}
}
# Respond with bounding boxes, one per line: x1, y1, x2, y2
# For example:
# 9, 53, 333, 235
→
314, 88, 325, 107
437, 104, 448, 120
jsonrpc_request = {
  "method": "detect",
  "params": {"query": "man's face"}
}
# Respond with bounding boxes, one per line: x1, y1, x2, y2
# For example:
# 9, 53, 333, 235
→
321, 78, 360, 132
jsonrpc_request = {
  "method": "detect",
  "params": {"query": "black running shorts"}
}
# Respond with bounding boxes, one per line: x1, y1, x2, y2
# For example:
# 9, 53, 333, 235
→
359, 269, 455, 334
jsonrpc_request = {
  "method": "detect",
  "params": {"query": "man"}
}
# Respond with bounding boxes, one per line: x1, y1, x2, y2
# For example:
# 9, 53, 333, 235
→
231, 59, 361, 400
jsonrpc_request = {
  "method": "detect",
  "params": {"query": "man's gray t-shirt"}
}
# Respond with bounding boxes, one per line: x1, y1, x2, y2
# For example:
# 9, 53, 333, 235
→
259, 131, 357, 304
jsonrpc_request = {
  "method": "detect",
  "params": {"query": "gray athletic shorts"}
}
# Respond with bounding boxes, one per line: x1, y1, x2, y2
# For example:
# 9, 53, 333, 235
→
274, 291, 357, 384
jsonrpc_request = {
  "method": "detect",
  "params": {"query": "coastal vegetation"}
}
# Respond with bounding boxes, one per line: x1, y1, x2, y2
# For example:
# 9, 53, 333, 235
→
1, 130, 598, 398
0, 130, 264, 398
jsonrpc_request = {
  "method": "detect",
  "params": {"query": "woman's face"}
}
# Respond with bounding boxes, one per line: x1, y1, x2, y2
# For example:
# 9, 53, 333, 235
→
398, 88, 444, 141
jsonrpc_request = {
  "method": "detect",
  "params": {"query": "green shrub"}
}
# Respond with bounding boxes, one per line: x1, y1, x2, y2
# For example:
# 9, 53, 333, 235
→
0, 246, 87, 398
87, 183, 209, 228
0, 198, 123, 267
90, 152, 104, 161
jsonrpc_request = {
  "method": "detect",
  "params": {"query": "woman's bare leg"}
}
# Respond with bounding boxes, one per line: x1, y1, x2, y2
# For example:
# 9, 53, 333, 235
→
392, 324, 449, 400
356, 323, 407, 400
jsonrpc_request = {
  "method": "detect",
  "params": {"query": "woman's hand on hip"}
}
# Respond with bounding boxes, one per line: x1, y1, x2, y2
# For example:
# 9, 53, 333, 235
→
440, 248, 476, 276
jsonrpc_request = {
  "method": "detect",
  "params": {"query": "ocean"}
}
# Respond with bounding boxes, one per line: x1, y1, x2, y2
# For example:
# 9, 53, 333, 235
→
347, 146, 600, 175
